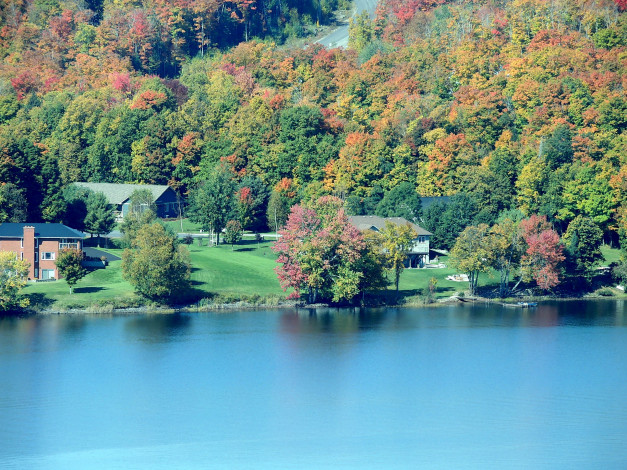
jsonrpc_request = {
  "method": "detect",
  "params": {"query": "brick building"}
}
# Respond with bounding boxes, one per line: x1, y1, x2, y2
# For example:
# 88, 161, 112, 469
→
0, 223, 85, 280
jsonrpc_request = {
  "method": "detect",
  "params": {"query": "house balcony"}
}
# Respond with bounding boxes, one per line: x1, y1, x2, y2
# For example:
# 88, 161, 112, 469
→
59, 243, 80, 250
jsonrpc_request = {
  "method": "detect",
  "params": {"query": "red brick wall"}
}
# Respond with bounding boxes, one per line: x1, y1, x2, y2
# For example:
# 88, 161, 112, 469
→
22, 226, 35, 279
39, 239, 59, 279
0, 231, 83, 280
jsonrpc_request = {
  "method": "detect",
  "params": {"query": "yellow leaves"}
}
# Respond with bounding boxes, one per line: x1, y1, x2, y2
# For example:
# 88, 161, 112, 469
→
515, 157, 547, 216
0, 251, 30, 311
495, 130, 514, 149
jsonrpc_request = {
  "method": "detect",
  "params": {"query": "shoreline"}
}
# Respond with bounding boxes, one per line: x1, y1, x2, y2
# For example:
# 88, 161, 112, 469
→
16, 293, 626, 316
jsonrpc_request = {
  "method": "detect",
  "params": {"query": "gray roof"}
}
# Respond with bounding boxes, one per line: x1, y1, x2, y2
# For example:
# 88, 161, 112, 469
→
72, 182, 173, 205
349, 216, 432, 236
0, 223, 84, 239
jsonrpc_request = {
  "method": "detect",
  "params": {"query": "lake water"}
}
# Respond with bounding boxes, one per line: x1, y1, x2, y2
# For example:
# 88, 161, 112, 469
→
1, 301, 626, 469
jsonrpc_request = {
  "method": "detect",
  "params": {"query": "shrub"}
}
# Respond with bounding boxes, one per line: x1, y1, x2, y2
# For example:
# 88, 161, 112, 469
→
595, 287, 615, 297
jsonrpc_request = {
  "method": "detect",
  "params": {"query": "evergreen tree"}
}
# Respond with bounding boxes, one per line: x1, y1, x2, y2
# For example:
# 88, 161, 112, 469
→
83, 192, 116, 247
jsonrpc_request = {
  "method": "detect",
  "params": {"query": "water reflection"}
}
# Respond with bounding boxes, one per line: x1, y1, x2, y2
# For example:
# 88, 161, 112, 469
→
123, 314, 192, 344
280, 307, 390, 336
277, 300, 627, 337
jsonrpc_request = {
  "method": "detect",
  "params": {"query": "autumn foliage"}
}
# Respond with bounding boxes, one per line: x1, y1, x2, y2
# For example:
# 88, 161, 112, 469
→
0, 0, 624, 296
273, 197, 377, 303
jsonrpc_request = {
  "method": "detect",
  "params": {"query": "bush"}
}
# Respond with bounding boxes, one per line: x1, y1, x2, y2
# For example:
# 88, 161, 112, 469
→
595, 287, 615, 297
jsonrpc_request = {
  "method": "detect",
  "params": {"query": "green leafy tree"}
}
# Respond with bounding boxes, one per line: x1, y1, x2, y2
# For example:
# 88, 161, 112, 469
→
543, 124, 573, 170
266, 189, 291, 233
375, 182, 422, 222
450, 224, 493, 296
562, 216, 604, 282
356, 230, 389, 298
488, 218, 525, 297
348, 10, 374, 51
224, 219, 243, 250
0, 183, 28, 223
236, 175, 269, 232
55, 248, 87, 294
128, 189, 157, 216
119, 189, 158, 247
83, 192, 116, 247
379, 221, 418, 293
188, 165, 235, 245
423, 194, 477, 250
62, 185, 92, 231
122, 223, 191, 302
0, 251, 30, 311
612, 256, 627, 286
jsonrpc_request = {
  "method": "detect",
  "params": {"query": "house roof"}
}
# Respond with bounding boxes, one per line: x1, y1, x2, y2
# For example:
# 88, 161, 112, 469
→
72, 182, 173, 205
348, 216, 432, 236
0, 223, 85, 239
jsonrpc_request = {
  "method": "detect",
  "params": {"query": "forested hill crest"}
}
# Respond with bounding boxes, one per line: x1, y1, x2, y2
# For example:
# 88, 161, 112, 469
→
0, 0, 626, 246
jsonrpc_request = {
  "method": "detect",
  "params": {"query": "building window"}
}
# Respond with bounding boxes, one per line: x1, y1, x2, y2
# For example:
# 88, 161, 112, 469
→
41, 269, 55, 280
35, 253, 38, 262
41, 252, 55, 261
34, 268, 39, 278
20, 238, 23, 248
34, 238, 38, 248
20, 252, 23, 260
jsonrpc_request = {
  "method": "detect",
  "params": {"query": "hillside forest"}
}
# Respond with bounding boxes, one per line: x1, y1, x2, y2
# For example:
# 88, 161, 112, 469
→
0, 0, 626, 255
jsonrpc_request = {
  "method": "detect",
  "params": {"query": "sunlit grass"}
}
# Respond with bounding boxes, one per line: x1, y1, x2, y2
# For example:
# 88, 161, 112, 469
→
28, 241, 620, 310
601, 245, 622, 265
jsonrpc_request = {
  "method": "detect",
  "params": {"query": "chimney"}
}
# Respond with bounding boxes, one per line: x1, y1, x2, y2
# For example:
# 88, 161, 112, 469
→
22, 226, 36, 279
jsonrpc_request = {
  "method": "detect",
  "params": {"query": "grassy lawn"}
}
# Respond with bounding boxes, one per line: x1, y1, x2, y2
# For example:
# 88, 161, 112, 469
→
162, 218, 203, 233
601, 245, 622, 265
187, 240, 283, 297
24, 241, 284, 310
29, 241, 580, 311
396, 257, 500, 300
25, 257, 139, 310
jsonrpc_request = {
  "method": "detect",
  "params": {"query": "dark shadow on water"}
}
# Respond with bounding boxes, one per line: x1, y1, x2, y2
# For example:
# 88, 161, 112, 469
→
280, 307, 390, 335
124, 313, 192, 343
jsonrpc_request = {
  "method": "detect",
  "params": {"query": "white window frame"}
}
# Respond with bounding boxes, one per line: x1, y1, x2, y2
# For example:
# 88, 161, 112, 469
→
34, 238, 38, 248
35, 252, 38, 262
20, 238, 23, 248
41, 252, 56, 261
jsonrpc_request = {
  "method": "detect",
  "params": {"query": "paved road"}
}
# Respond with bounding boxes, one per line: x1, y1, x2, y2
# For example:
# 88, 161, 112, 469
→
316, 0, 378, 48
84, 247, 121, 262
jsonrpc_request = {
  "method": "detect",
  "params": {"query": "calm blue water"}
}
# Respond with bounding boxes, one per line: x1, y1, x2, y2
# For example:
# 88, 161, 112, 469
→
1, 301, 626, 469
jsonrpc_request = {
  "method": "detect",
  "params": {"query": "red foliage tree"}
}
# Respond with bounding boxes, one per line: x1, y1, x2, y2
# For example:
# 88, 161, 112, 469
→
272, 197, 367, 303
520, 215, 565, 290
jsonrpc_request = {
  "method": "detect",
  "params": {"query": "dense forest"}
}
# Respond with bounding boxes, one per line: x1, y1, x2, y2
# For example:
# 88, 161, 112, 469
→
0, 0, 626, 250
